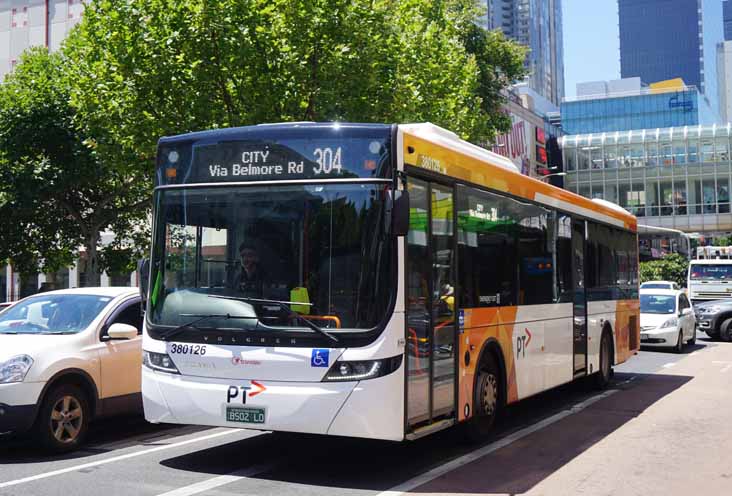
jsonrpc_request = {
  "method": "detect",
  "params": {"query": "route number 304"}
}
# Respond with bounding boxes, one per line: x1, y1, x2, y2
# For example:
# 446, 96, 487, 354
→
313, 147, 343, 174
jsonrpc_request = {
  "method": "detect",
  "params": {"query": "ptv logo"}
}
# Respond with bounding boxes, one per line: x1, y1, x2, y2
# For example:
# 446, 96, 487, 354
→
226, 381, 266, 404
516, 328, 532, 359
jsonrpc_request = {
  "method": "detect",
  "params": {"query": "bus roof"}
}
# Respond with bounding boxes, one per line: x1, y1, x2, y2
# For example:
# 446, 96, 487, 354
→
157, 122, 392, 146
399, 123, 637, 231
689, 259, 732, 265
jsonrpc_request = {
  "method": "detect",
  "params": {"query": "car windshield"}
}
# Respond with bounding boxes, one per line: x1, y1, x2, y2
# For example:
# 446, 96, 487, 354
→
149, 183, 394, 332
640, 294, 677, 314
690, 264, 732, 280
0, 294, 113, 334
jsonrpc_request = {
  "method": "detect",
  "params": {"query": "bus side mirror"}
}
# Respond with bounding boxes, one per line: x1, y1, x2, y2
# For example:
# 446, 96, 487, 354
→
393, 190, 410, 237
137, 258, 150, 306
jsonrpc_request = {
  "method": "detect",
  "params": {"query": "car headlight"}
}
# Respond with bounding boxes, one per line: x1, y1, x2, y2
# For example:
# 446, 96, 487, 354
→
660, 318, 678, 329
322, 355, 402, 382
701, 306, 722, 314
143, 351, 180, 374
0, 355, 34, 384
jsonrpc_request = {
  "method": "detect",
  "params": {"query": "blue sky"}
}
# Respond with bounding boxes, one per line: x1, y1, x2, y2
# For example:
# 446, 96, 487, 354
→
563, 0, 620, 98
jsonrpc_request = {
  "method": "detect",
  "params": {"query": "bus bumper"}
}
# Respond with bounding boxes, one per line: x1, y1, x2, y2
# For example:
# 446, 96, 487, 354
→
142, 364, 404, 441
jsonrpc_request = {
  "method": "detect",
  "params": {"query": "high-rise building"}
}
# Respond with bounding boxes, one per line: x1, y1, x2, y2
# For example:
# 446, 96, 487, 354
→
483, 0, 565, 107
719, 41, 732, 123
0, 0, 85, 82
619, 0, 724, 117
724, 0, 732, 41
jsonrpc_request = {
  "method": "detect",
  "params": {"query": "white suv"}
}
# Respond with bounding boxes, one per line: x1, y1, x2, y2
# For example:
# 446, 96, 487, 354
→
0, 287, 142, 452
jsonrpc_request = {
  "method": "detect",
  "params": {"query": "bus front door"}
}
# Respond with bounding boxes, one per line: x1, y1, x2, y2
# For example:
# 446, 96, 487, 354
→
405, 178, 456, 430
572, 219, 588, 375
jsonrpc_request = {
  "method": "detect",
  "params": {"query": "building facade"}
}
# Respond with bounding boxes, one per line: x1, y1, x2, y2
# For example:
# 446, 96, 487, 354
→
619, 0, 723, 117
562, 79, 719, 135
489, 86, 562, 178
560, 124, 732, 235
484, 0, 564, 107
725, 0, 732, 41
0, 0, 84, 81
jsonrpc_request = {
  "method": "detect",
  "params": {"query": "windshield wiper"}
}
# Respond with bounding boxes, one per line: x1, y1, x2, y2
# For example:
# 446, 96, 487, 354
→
208, 295, 339, 343
158, 313, 257, 341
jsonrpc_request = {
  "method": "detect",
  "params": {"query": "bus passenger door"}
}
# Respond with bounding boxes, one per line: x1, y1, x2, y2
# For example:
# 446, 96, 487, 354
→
405, 178, 456, 430
571, 219, 588, 375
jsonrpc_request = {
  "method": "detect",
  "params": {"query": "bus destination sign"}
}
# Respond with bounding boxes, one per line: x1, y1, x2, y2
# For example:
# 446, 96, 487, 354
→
158, 137, 391, 185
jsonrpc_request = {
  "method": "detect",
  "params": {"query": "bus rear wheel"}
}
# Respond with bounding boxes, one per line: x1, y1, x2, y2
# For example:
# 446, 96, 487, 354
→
464, 354, 501, 441
593, 331, 612, 389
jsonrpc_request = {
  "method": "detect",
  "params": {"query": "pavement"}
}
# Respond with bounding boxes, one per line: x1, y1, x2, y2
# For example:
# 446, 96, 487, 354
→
0, 330, 730, 496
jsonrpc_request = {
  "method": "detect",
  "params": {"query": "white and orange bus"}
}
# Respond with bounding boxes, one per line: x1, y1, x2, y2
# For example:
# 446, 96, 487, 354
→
141, 122, 640, 441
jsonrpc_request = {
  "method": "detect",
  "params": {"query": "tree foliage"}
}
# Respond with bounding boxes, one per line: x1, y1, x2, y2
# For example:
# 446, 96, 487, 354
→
1, 0, 526, 285
639, 254, 689, 288
0, 48, 150, 285
65, 0, 527, 163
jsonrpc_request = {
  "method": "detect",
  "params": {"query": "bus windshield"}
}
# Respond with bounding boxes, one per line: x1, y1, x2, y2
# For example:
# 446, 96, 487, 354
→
149, 183, 394, 333
689, 264, 732, 281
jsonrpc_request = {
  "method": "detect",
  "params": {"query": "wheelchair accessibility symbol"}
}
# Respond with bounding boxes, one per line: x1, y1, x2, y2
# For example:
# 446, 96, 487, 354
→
311, 349, 330, 367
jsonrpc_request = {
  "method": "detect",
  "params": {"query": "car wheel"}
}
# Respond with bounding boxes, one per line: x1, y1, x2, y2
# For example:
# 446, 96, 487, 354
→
674, 330, 684, 353
463, 354, 501, 442
720, 318, 732, 343
688, 326, 696, 346
593, 331, 612, 389
34, 384, 90, 453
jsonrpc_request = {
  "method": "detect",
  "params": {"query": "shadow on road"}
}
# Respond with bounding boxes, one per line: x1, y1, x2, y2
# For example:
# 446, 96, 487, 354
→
0, 414, 208, 463
158, 372, 690, 494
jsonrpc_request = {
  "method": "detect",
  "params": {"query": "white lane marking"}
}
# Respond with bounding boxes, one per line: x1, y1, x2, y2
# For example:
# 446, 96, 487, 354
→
0, 428, 240, 489
662, 362, 676, 369
376, 389, 619, 496
155, 463, 276, 496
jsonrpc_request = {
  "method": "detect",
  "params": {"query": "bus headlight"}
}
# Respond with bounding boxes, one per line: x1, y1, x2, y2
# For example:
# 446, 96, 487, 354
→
143, 351, 180, 374
322, 355, 402, 382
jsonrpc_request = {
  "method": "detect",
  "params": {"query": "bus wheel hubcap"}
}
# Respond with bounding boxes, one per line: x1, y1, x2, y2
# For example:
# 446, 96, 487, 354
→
481, 374, 498, 416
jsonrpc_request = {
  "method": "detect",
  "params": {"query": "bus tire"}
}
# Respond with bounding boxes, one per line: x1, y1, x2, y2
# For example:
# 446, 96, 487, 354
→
593, 331, 612, 389
463, 353, 501, 442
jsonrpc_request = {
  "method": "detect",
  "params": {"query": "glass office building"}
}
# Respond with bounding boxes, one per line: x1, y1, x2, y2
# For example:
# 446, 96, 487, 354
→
725, 0, 732, 41
619, 0, 723, 117
561, 87, 718, 135
560, 124, 732, 234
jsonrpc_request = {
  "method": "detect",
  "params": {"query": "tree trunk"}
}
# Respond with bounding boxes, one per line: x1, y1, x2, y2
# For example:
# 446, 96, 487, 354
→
83, 232, 101, 287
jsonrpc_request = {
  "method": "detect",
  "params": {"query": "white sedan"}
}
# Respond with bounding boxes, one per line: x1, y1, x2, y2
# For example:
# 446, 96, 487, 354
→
0, 287, 142, 452
640, 289, 696, 353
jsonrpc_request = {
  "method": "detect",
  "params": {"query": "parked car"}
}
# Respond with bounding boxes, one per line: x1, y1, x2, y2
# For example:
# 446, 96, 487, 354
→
695, 299, 732, 341
0, 287, 142, 452
640, 281, 681, 291
0, 302, 13, 311
640, 289, 696, 352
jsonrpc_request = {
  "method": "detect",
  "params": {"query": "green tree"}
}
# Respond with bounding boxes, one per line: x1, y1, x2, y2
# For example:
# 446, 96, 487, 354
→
64, 0, 527, 165
0, 48, 150, 286
639, 254, 689, 288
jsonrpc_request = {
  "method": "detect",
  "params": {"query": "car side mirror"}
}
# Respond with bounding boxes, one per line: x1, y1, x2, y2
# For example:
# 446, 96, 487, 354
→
107, 323, 138, 340
137, 258, 150, 307
393, 189, 410, 237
